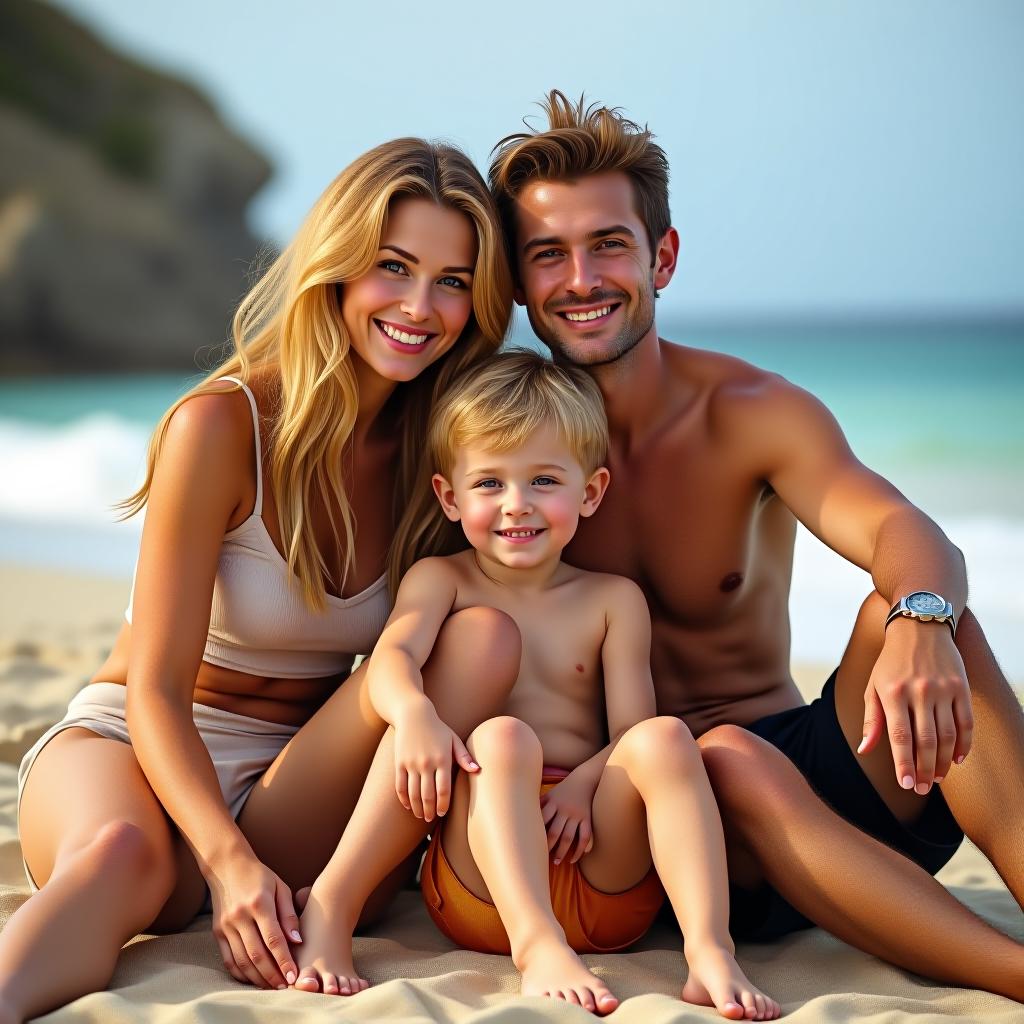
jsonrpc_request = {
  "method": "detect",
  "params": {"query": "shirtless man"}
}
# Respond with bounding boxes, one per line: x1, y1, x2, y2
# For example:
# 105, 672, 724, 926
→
486, 91, 1024, 1001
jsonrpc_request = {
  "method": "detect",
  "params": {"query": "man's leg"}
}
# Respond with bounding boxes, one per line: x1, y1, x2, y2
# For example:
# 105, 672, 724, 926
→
699, 726, 1024, 1001
833, 594, 1024, 905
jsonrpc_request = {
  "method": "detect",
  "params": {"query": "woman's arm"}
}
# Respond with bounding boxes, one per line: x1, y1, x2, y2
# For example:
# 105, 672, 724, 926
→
366, 558, 479, 820
125, 388, 299, 990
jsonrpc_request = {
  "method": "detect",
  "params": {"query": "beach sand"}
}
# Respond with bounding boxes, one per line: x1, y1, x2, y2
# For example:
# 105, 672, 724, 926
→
0, 561, 1020, 1021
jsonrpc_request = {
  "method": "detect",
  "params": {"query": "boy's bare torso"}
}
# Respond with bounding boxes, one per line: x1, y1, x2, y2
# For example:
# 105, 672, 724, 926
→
445, 549, 615, 770
564, 343, 806, 735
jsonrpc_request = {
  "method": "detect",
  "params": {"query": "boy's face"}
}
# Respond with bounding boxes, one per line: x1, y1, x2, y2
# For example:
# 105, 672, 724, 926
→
432, 423, 609, 573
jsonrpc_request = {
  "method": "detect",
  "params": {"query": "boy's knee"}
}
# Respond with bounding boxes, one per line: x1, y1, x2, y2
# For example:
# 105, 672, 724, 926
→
617, 716, 698, 775
467, 715, 541, 766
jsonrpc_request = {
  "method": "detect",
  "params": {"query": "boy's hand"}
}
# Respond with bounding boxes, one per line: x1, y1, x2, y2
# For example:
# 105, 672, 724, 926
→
540, 770, 599, 865
393, 700, 479, 822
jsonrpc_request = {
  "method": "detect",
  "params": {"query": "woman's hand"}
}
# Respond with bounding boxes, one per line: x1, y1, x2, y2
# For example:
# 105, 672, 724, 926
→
393, 700, 479, 822
541, 769, 600, 865
207, 850, 302, 989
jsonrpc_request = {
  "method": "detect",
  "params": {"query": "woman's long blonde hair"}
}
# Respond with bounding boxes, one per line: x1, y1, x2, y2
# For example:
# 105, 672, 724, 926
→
120, 138, 512, 610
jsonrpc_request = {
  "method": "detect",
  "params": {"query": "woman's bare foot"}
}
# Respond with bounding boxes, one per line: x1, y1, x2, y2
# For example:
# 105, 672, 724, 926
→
681, 945, 781, 1020
516, 936, 619, 1015
291, 889, 368, 997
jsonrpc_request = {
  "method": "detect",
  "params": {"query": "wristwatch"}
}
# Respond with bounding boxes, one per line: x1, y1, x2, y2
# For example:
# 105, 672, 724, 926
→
885, 591, 957, 638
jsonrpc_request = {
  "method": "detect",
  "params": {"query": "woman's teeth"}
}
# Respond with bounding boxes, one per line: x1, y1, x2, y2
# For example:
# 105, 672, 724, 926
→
564, 305, 612, 322
379, 321, 428, 345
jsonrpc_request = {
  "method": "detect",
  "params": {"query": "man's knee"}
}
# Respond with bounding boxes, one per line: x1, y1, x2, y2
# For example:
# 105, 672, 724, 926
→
466, 715, 541, 767
616, 716, 700, 777
698, 725, 808, 815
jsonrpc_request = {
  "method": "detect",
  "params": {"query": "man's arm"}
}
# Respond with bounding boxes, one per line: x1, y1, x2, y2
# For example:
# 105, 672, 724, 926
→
741, 375, 972, 791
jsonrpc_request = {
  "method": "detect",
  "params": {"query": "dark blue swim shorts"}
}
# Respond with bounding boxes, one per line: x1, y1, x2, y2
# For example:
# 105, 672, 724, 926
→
728, 669, 964, 942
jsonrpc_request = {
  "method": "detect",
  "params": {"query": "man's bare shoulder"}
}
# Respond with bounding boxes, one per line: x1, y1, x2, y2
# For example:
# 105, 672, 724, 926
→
661, 339, 832, 435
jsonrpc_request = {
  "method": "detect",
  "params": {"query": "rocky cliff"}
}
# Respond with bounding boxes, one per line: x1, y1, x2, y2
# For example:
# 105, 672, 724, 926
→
0, 2, 273, 372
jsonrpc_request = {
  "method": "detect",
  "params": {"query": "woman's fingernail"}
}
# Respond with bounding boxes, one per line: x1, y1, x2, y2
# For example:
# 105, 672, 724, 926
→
856, 738, 868, 754
956, 754, 966, 764
469, 761, 480, 770
901, 775, 915, 789
290, 930, 302, 942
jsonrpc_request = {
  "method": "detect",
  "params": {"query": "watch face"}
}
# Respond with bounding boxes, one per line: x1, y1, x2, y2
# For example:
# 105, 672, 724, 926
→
907, 591, 946, 614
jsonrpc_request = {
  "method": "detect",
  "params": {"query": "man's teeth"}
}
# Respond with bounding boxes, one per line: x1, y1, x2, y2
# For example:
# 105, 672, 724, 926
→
501, 529, 540, 537
380, 322, 427, 345
565, 305, 612, 322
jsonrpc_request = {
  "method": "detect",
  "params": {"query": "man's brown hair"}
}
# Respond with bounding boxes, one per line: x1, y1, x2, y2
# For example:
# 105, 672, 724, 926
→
489, 90, 671, 268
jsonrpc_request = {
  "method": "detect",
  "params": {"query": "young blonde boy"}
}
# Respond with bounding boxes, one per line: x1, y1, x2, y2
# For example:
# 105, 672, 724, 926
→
292, 351, 780, 1021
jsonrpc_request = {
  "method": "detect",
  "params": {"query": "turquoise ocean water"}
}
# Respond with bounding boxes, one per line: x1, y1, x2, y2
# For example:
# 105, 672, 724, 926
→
1, 323, 1022, 673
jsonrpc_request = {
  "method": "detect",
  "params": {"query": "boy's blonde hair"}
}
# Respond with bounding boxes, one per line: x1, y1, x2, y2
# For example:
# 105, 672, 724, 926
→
431, 349, 608, 478
389, 350, 608, 590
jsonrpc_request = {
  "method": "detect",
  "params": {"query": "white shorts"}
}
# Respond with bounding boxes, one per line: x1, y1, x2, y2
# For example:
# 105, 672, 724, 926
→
17, 682, 299, 890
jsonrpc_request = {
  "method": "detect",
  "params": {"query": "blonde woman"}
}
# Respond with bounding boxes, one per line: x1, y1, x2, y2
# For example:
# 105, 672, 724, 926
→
0, 138, 516, 1022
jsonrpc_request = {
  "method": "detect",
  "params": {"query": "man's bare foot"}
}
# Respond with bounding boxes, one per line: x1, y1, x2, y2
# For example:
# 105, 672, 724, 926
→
517, 936, 619, 1015
291, 890, 368, 997
681, 945, 781, 1020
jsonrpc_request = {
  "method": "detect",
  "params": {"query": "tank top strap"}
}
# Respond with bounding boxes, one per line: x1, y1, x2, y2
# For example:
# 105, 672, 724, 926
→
216, 376, 263, 517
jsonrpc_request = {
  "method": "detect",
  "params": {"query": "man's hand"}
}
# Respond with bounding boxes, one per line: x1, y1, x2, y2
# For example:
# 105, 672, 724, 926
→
540, 769, 600, 865
858, 617, 973, 794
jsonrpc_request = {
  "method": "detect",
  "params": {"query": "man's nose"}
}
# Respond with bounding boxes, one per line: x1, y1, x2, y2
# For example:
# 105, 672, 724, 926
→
400, 279, 434, 322
568, 251, 600, 294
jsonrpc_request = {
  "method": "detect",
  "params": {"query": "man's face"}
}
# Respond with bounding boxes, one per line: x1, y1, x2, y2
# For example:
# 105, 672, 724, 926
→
513, 172, 674, 367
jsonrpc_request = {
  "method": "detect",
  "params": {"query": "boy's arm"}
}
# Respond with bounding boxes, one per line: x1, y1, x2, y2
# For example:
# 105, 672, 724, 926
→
741, 376, 970, 791
366, 558, 479, 820
542, 578, 657, 864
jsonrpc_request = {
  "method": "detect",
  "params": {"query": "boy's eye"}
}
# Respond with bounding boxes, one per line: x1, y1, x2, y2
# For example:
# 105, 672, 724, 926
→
533, 476, 558, 486
474, 478, 501, 489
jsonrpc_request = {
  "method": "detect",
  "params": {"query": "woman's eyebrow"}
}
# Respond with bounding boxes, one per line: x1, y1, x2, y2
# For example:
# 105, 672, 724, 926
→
380, 244, 472, 275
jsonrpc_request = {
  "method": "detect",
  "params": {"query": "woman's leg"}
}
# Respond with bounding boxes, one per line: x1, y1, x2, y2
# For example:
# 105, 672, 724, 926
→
239, 607, 521, 995
699, 724, 1024, 1002
583, 718, 780, 1021
443, 716, 618, 1016
0, 729, 205, 1024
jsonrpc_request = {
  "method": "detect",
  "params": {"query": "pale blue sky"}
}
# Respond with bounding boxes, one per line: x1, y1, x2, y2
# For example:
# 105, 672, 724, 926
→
53, 0, 1024, 320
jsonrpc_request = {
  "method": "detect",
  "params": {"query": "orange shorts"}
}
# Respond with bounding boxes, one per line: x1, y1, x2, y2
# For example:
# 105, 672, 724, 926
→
421, 769, 664, 954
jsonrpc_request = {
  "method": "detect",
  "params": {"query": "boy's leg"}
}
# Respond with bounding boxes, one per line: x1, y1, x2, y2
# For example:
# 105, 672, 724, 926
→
444, 715, 618, 1015
584, 717, 780, 1022
282, 608, 521, 995
698, 724, 1024, 1001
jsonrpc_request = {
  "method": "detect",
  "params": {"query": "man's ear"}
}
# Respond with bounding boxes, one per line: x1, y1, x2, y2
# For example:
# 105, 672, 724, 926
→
579, 466, 611, 518
431, 474, 462, 521
652, 226, 680, 292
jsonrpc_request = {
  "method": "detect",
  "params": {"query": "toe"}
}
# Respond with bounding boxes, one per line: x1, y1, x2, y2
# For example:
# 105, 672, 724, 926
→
566, 989, 582, 1006
741, 990, 757, 1019
579, 987, 597, 1013
322, 971, 340, 995
595, 989, 620, 1015
754, 993, 766, 1020
294, 968, 320, 992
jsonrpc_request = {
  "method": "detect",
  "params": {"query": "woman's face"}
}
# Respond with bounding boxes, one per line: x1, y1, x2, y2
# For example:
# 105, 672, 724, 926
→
341, 198, 478, 384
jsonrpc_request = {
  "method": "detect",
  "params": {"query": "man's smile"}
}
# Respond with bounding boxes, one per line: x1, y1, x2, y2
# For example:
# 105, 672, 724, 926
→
555, 302, 622, 327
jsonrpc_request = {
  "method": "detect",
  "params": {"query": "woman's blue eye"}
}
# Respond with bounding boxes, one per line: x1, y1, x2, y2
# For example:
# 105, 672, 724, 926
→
379, 260, 406, 274
439, 275, 467, 289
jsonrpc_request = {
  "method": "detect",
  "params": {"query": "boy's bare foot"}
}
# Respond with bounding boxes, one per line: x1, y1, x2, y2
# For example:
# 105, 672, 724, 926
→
291, 891, 368, 997
682, 945, 781, 1020
517, 936, 619, 1015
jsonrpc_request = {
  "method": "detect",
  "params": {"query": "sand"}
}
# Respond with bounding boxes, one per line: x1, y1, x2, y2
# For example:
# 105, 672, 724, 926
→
0, 561, 1020, 1022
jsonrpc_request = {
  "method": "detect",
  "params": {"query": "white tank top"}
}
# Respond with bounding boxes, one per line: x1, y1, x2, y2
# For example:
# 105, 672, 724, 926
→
126, 377, 390, 678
